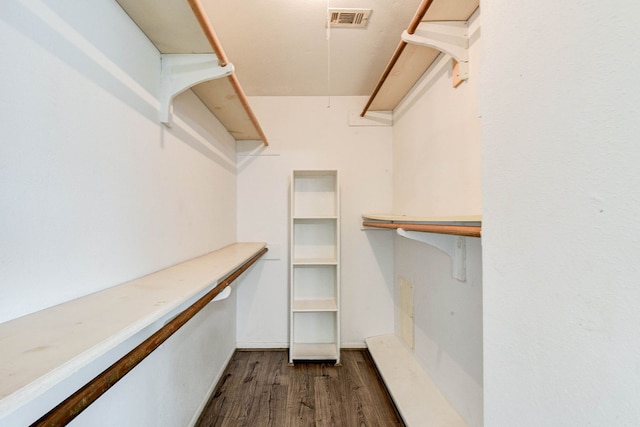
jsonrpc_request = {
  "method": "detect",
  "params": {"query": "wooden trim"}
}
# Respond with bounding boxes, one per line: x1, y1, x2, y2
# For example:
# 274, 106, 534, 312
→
227, 74, 270, 146
452, 58, 464, 88
187, 0, 269, 146
360, 41, 407, 117
363, 213, 481, 222
361, 0, 435, 116
407, 0, 436, 34
363, 221, 481, 238
187, 0, 229, 67
31, 247, 268, 427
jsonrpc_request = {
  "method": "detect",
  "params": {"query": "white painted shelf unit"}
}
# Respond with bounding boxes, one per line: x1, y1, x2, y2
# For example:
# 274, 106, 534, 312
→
289, 170, 340, 364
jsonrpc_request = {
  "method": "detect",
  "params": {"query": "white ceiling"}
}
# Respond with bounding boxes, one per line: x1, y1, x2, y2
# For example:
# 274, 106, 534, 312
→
201, 0, 421, 96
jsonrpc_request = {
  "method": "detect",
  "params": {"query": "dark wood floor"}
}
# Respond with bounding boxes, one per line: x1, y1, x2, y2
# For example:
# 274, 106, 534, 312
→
195, 349, 404, 427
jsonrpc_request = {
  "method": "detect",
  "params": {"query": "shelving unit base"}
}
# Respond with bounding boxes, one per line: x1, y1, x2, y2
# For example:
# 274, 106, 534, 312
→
290, 343, 340, 364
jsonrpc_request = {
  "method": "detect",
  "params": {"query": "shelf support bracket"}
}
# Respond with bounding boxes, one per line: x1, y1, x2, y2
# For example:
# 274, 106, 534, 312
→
401, 21, 470, 82
397, 228, 467, 282
160, 54, 234, 127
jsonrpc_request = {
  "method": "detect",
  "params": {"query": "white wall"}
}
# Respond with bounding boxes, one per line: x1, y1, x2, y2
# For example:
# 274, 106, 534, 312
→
236, 96, 395, 348
0, 1, 239, 425
481, 0, 640, 425
390, 10, 483, 426
393, 21, 481, 216
394, 236, 483, 425
65, 291, 238, 427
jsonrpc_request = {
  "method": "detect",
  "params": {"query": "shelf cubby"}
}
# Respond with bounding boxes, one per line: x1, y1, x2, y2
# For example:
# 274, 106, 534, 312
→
291, 312, 339, 361
292, 218, 338, 262
292, 264, 338, 312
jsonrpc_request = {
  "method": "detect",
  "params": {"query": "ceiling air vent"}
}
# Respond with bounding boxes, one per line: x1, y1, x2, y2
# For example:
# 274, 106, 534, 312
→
328, 8, 372, 28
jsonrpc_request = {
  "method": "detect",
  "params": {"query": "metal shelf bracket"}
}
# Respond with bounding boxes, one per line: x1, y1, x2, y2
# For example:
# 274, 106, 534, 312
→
397, 228, 467, 282
160, 53, 234, 127
401, 21, 470, 82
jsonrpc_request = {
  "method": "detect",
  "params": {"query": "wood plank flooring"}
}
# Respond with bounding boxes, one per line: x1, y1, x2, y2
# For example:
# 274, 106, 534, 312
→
195, 349, 404, 427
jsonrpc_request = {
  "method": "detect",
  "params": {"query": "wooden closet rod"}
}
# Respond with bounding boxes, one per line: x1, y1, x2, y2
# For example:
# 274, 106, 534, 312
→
360, 0, 435, 117
363, 221, 481, 238
31, 247, 268, 427
187, 0, 269, 146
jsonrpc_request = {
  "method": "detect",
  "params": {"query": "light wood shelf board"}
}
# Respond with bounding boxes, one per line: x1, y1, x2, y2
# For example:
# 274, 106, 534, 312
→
370, 45, 440, 111
362, 213, 481, 223
292, 258, 338, 266
422, 0, 479, 22
366, 335, 467, 427
365, 0, 480, 113
293, 299, 338, 312
116, 0, 210, 54
0, 242, 266, 415
192, 78, 261, 140
115, 0, 266, 143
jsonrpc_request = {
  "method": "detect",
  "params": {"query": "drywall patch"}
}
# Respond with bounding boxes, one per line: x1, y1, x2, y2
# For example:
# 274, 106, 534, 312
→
398, 276, 414, 349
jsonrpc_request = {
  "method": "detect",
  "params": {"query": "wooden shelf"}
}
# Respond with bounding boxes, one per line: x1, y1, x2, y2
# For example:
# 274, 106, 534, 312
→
0, 242, 267, 419
115, 0, 268, 144
293, 299, 338, 312
366, 335, 466, 426
362, 0, 479, 114
292, 258, 338, 265
363, 213, 481, 223
362, 214, 481, 238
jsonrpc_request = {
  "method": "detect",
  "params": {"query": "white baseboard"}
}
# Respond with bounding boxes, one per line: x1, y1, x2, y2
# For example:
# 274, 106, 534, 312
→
341, 341, 367, 349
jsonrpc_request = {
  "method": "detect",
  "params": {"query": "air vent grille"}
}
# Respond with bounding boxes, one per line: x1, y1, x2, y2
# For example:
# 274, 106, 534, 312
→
328, 8, 372, 28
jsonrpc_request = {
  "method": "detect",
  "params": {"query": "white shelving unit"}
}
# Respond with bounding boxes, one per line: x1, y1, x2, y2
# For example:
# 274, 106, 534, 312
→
289, 170, 340, 364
